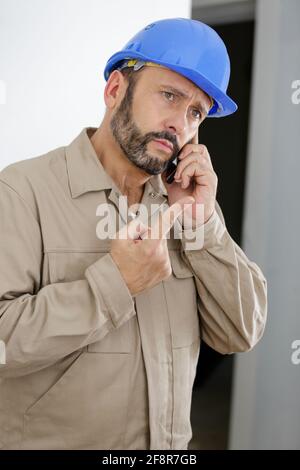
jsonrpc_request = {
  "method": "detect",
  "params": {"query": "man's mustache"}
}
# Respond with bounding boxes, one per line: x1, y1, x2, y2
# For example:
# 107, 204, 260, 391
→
144, 131, 180, 161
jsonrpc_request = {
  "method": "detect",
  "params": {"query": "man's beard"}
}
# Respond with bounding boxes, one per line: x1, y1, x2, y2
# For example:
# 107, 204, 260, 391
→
110, 81, 180, 176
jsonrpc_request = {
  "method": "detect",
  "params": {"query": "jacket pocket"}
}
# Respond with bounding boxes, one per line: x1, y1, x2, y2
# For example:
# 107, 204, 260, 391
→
169, 248, 194, 279
47, 250, 132, 354
164, 249, 200, 348
22, 348, 132, 449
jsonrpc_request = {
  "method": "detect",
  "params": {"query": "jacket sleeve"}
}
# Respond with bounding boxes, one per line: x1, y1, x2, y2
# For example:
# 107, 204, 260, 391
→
0, 179, 135, 378
180, 201, 267, 354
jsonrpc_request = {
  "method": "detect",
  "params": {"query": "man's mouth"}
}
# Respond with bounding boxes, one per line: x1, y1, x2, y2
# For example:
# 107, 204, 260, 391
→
152, 139, 174, 153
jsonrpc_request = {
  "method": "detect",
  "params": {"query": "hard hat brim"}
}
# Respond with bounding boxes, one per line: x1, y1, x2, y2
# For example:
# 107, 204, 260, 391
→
104, 51, 238, 118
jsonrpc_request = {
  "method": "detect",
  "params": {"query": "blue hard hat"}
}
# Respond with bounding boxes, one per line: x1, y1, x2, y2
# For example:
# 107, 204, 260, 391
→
104, 18, 237, 118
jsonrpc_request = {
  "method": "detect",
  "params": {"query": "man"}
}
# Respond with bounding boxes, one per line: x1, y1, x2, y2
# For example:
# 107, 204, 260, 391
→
0, 18, 267, 450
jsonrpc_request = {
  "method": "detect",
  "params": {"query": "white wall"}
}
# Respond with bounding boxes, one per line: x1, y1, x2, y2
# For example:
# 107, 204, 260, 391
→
0, 0, 191, 169
229, 0, 300, 449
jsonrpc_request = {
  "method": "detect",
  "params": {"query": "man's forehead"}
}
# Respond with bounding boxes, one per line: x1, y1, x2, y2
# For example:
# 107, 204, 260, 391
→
139, 66, 212, 109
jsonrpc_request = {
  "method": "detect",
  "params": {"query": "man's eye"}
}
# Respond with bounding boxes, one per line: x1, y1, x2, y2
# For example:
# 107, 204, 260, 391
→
191, 108, 202, 120
162, 91, 176, 101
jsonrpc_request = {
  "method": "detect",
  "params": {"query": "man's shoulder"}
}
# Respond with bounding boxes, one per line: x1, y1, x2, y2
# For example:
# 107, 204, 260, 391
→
0, 144, 66, 196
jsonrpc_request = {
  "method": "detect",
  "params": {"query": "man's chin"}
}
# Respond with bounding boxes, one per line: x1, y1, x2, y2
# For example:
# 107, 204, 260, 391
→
142, 161, 168, 176
140, 166, 162, 176
130, 161, 160, 176
133, 156, 167, 176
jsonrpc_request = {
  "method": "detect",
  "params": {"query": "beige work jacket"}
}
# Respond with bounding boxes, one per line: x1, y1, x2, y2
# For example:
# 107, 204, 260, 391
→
0, 128, 267, 449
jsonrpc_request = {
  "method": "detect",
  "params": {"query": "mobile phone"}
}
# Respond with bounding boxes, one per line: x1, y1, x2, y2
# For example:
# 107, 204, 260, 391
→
165, 157, 178, 184
165, 132, 198, 184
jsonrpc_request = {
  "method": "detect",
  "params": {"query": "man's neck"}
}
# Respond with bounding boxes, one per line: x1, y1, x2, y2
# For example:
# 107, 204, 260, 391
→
89, 125, 150, 206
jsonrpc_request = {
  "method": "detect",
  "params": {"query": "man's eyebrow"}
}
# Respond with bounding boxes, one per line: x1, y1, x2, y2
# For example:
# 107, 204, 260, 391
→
159, 84, 211, 115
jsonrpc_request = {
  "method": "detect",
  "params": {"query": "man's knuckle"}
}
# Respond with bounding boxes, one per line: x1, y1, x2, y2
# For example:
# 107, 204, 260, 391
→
163, 264, 172, 279
146, 244, 155, 258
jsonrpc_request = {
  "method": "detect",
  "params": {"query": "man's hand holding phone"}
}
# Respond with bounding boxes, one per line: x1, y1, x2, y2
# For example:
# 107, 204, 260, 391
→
162, 133, 217, 228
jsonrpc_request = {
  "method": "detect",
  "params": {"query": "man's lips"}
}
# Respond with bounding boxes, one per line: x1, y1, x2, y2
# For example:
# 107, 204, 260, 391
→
152, 139, 173, 152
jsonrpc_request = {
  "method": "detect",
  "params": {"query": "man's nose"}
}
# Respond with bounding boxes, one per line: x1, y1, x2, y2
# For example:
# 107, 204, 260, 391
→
163, 111, 187, 139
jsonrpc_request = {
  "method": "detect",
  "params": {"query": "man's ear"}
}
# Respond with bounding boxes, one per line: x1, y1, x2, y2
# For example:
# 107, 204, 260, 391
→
104, 70, 127, 109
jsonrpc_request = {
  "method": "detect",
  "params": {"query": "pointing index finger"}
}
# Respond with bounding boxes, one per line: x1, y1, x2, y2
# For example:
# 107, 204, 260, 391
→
153, 196, 195, 239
